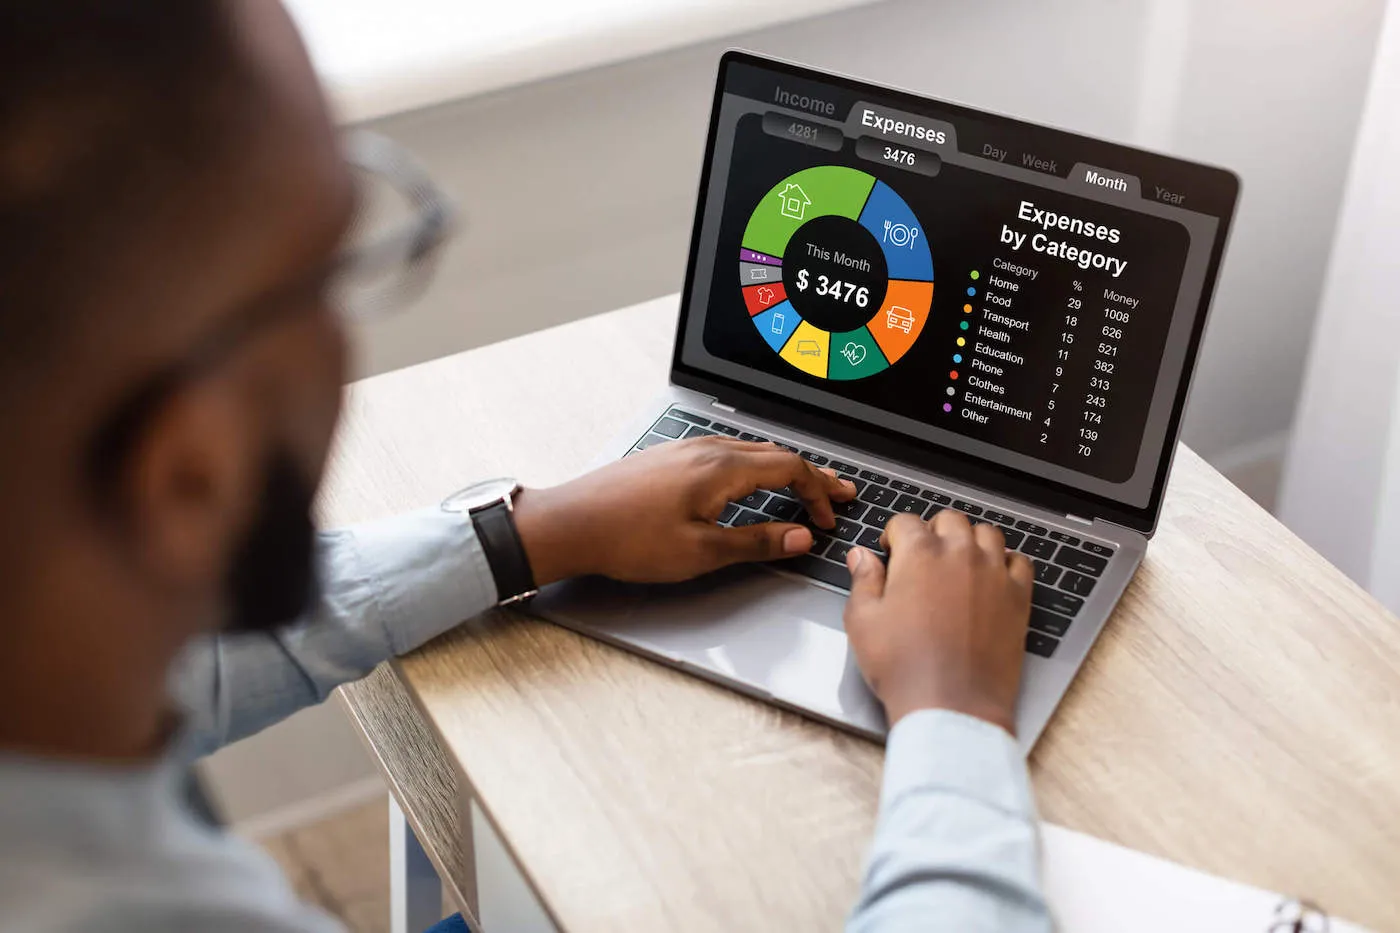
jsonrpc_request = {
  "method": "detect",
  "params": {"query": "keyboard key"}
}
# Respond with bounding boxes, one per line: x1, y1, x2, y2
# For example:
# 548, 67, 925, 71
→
953, 500, 984, 516
783, 553, 850, 590
738, 432, 767, 443
892, 494, 926, 515
809, 533, 832, 556
889, 480, 920, 494
832, 499, 868, 521
732, 508, 769, 527
653, 417, 687, 438
669, 410, 710, 426
1060, 571, 1096, 597
1054, 546, 1108, 577
830, 518, 862, 542
1033, 585, 1084, 617
683, 426, 714, 439
1048, 530, 1080, 546
925, 505, 945, 520
1081, 540, 1114, 557
826, 541, 855, 564
1029, 608, 1072, 638
774, 442, 799, 453
849, 477, 870, 495
859, 485, 899, 508
762, 497, 802, 521
863, 507, 893, 530
856, 527, 885, 552
1021, 536, 1058, 560
1033, 560, 1062, 585
920, 490, 953, 504
800, 451, 829, 466
1001, 529, 1026, 550
859, 470, 890, 484
636, 433, 671, 450
984, 510, 1016, 526
1016, 520, 1049, 536
737, 490, 769, 510
718, 503, 739, 524
828, 460, 858, 475
711, 423, 741, 436
1025, 631, 1059, 658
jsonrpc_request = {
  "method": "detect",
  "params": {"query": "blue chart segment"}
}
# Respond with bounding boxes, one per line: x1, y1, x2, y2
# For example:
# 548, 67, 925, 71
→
859, 181, 935, 282
752, 302, 799, 352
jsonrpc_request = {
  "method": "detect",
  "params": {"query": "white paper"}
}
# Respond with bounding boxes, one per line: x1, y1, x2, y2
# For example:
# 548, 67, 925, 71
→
1042, 823, 1371, 932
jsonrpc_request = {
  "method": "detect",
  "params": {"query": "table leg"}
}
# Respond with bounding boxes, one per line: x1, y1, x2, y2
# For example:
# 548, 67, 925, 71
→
390, 795, 443, 933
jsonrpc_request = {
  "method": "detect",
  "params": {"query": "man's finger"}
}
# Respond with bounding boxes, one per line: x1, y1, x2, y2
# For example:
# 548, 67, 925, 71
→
930, 507, 975, 544
972, 521, 1006, 558
880, 512, 933, 557
723, 450, 856, 528
845, 546, 886, 606
1007, 551, 1034, 595
698, 521, 813, 569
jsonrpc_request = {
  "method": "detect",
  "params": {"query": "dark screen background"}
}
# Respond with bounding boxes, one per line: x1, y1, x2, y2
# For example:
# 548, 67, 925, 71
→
701, 114, 1191, 482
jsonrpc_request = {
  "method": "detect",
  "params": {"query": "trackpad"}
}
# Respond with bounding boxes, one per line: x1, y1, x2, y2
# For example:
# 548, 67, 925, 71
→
535, 565, 885, 735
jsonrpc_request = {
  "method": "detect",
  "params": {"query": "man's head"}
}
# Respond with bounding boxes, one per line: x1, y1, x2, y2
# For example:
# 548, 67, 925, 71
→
0, 1, 354, 756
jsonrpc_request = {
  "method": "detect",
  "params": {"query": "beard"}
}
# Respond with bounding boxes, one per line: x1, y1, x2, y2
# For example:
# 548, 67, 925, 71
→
222, 447, 321, 634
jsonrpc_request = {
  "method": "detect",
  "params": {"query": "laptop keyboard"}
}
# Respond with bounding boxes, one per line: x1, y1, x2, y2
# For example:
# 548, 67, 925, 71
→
629, 408, 1121, 660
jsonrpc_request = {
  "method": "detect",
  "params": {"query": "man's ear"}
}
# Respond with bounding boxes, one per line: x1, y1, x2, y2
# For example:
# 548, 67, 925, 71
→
116, 379, 261, 596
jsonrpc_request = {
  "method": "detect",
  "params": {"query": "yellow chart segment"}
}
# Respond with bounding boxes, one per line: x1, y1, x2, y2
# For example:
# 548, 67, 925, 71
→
780, 321, 831, 378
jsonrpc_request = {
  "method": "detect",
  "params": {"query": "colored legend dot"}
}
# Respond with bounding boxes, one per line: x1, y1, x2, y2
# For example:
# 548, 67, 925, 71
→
963, 304, 973, 313
966, 287, 977, 297
943, 403, 953, 413
970, 270, 980, 281
945, 387, 955, 396
953, 354, 963, 363
957, 337, 966, 346
960, 321, 969, 330
950, 370, 959, 380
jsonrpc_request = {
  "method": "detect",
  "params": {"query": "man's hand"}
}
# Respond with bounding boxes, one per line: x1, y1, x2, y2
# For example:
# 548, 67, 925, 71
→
511, 436, 857, 586
843, 510, 1034, 735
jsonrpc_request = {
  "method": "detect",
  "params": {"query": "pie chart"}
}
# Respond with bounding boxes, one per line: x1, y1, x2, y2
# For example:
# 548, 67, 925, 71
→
739, 166, 934, 381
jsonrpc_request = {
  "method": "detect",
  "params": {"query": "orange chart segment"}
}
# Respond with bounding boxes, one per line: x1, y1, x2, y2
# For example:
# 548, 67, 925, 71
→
869, 280, 934, 364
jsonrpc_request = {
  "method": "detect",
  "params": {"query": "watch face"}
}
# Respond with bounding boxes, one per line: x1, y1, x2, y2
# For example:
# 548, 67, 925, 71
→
441, 477, 520, 514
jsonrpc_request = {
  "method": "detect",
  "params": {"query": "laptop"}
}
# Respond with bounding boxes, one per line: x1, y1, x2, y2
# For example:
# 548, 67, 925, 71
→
535, 52, 1239, 750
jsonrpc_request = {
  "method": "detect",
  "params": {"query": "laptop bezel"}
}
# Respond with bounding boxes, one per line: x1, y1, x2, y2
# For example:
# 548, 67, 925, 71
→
669, 50, 1240, 535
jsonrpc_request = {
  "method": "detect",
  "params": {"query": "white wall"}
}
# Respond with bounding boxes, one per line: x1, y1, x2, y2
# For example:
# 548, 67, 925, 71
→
210, 0, 1388, 826
1279, 0, 1400, 599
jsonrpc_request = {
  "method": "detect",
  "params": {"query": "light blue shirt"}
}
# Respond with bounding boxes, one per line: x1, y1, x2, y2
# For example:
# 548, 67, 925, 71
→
0, 507, 1051, 932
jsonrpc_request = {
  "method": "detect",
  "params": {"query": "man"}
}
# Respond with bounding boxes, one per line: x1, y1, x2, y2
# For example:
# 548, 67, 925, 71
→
0, 3, 1051, 931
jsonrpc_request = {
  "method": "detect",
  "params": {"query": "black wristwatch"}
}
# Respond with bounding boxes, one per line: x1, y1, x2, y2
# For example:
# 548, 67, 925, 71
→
441, 478, 538, 606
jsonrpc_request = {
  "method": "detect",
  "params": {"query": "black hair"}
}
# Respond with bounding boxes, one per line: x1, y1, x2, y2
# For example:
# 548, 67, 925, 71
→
0, 3, 242, 388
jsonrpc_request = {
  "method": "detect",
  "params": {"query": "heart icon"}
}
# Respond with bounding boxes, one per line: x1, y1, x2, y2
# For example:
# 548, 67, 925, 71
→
841, 342, 867, 366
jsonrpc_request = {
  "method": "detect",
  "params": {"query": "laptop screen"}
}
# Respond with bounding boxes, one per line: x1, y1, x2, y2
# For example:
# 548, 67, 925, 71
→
673, 54, 1238, 528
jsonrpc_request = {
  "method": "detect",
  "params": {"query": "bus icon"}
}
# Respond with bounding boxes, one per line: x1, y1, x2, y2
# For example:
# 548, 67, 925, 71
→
796, 340, 822, 357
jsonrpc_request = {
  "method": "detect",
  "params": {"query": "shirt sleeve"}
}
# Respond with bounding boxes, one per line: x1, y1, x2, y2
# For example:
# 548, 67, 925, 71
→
173, 507, 499, 756
846, 709, 1054, 933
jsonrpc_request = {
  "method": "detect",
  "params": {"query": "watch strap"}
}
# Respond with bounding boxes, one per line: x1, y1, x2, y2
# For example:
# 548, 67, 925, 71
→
472, 500, 538, 605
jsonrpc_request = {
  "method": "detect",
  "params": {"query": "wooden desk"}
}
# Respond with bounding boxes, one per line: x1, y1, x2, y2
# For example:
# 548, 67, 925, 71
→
325, 295, 1400, 933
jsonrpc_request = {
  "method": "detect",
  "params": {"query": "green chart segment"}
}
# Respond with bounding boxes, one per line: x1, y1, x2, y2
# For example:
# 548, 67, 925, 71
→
741, 166, 876, 259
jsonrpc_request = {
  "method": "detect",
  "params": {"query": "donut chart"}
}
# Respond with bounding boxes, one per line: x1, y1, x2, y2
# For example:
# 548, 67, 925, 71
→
740, 166, 934, 381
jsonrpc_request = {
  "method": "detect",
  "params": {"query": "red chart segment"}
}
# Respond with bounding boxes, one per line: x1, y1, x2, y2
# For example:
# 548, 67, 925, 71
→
743, 282, 787, 316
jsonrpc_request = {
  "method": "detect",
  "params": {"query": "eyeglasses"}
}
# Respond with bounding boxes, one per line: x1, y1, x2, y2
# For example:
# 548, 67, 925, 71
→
86, 131, 455, 480
334, 130, 456, 320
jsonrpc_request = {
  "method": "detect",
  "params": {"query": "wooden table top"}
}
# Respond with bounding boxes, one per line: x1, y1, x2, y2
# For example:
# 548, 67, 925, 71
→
326, 295, 1400, 933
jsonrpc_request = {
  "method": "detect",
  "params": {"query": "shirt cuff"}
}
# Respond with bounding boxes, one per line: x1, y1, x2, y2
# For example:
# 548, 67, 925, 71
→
345, 506, 500, 657
880, 708, 1037, 824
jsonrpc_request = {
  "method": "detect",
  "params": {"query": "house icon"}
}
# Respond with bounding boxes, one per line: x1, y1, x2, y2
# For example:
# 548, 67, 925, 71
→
777, 183, 812, 221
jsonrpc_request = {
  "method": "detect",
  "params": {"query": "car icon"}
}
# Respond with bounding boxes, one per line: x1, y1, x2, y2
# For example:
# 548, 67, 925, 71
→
886, 306, 915, 334
796, 340, 822, 357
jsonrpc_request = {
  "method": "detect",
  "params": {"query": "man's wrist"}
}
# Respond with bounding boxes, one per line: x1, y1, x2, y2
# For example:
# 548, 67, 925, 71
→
881, 686, 1017, 737
510, 485, 594, 588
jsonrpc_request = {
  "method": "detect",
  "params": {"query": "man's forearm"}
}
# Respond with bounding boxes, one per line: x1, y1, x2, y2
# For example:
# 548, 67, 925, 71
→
847, 710, 1053, 933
